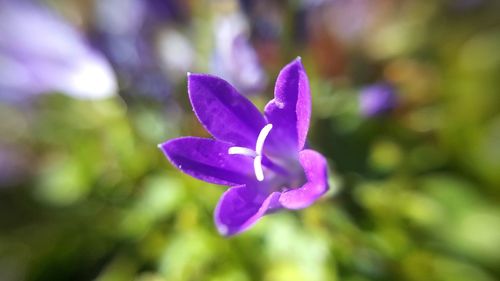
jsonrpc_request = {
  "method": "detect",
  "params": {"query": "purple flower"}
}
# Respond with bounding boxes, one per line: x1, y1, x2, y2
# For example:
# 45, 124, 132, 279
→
0, 0, 116, 101
359, 83, 397, 117
159, 58, 329, 236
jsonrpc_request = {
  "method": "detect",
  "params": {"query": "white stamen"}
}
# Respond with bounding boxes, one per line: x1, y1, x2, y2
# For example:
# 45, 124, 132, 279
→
227, 124, 273, 182
254, 155, 264, 181
255, 124, 273, 155
228, 146, 257, 157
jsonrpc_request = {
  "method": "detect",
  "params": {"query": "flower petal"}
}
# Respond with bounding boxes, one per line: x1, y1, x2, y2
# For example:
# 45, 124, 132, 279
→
214, 185, 281, 236
279, 149, 329, 209
188, 73, 267, 148
159, 137, 254, 186
264, 58, 311, 155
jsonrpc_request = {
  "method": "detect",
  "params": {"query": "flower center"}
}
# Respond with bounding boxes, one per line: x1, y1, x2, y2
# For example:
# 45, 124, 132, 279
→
228, 124, 273, 181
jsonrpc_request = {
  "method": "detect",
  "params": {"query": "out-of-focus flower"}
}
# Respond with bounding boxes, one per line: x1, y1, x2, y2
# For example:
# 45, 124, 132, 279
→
359, 83, 397, 117
212, 11, 267, 95
159, 58, 329, 236
0, 0, 116, 101
90, 0, 191, 101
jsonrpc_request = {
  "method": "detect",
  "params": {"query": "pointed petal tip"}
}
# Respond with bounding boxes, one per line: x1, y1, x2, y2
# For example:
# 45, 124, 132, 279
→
279, 57, 305, 74
187, 72, 204, 83
157, 140, 175, 157
217, 224, 230, 236
157, 141, 168, 151
186, 73, 215, 86
187, 72, 216, 79
187, 73, 211, 83
293, 56, 304, 68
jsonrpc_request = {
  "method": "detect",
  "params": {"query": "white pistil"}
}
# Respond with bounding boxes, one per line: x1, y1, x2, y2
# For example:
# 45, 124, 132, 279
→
228, 124, 273, 181
254, 156, 264, 181
228, 147, 257, 157
255, 124, 273, 155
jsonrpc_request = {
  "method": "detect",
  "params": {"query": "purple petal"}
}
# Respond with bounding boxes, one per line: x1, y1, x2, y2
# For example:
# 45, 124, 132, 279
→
215, 185, 281, 236
188, 74, 267, 148
279, 149, 329, 209
264, 58, 311, 155
159, 137, 254, 186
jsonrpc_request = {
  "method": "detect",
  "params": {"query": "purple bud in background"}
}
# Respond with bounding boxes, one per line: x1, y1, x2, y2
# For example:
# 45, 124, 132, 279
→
359, 83, 397, 117
212, 12, 267, 96
0, 0, 117, 101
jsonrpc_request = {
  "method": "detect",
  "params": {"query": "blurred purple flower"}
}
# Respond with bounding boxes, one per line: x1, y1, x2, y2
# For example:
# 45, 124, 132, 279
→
90, 0, 191, 101
359, 83, 397, 117
212, 12, 267, 95
159, 58, 329, 236
0, 0, 116, 101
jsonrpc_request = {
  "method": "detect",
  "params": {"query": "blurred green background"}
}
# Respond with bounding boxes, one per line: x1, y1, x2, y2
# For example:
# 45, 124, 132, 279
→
1, 0, 500, 280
